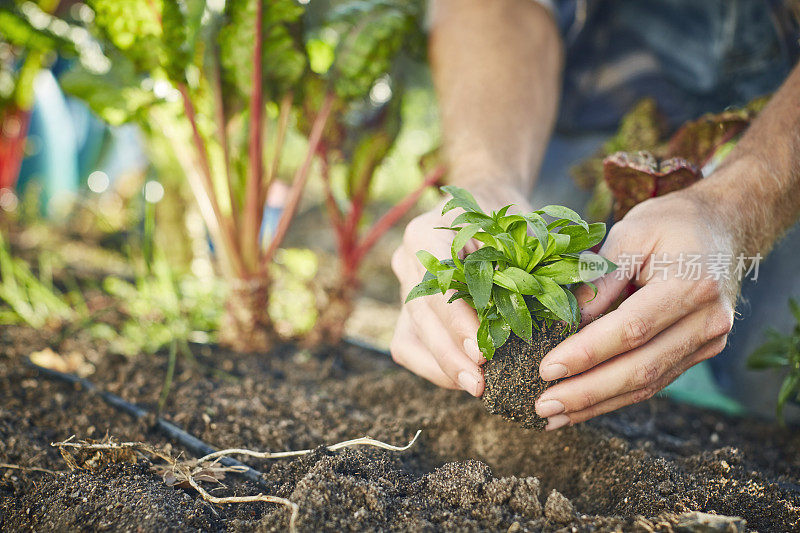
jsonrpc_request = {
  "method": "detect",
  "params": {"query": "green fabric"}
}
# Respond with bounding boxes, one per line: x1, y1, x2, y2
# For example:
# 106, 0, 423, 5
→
663, 361, 746, 416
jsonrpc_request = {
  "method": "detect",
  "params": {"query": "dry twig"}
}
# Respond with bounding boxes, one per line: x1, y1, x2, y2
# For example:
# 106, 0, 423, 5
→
0, 463, 58, 475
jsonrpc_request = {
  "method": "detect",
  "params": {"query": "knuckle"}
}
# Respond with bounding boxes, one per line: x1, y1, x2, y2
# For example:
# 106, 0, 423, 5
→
701, 335, 728, 360
706, 307, 734, 339
575, 343, 598, 371
632, 361, 661, 389
621, 315, 650, 350
578, 389, 599, 410
632, 386, 658, 404
694, 278, 722, 304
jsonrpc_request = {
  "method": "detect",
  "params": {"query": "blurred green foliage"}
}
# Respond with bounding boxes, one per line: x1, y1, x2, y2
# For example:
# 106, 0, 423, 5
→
748, 298, 800, 422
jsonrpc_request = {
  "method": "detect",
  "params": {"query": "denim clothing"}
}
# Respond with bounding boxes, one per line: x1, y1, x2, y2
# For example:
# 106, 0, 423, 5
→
545, 0, 800, 132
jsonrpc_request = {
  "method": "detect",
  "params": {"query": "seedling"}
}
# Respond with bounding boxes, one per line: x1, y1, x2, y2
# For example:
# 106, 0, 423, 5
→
748, 298, 800, 423
406, 186, 616, 360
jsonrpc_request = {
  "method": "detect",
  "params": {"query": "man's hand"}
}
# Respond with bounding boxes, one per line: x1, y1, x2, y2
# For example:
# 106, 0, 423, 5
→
534, 189, 739, 430
390, 185, 532, 396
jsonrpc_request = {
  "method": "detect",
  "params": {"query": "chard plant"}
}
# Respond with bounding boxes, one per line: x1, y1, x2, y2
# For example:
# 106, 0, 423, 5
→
406, 186, 616, 359
57, 0, 330, 352
306, 0, 440, 342
748, 298, 800, 422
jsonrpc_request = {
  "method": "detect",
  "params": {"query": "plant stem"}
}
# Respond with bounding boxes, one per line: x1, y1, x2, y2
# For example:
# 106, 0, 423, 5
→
177, 83, 244, 277
260, 93, 293, 216
261, 92, 335, 267
242, 0, 265, 272
352, 164, 445, 267
211, 46, 237, 228
157, 340, 178, 414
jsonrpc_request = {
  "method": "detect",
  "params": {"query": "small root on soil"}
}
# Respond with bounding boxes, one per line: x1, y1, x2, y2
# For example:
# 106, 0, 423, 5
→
51, 430, 423, 533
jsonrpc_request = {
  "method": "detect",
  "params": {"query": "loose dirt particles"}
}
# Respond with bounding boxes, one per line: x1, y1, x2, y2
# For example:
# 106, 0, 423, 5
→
1, 325, 799, 532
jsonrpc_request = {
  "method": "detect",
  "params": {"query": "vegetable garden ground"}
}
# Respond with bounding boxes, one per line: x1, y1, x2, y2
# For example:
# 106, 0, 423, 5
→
2, 320, 798, 532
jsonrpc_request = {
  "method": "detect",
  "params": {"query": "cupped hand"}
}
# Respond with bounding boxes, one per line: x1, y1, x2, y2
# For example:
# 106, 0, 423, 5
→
390, 184, 532, 396
534, 190, 740, 429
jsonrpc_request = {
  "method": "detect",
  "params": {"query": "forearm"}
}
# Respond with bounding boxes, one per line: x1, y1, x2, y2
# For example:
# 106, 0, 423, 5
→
694, 63, 800, 256
429, 0, 563, 197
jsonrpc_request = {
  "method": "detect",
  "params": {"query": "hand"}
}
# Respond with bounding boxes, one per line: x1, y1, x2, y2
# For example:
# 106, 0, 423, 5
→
534, 189, 739, 429
390, 183, 531, 396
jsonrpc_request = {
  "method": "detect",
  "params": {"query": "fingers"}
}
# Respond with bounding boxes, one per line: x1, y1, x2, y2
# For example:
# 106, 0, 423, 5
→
390, 308, 458, 389
406, 296, 485, 396
553, 335, 729, 428
536, 306, 732, 428
541, 279, 697, 380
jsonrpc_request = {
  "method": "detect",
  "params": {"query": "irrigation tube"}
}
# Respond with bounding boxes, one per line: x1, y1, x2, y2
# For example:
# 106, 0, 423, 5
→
25, 359, 266, 486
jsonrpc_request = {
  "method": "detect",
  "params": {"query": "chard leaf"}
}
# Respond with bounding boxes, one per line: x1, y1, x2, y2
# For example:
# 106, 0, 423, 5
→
536, 205, 588, 230
405, 278, 439, 303
493, 286, 532, 341
441, 185, 484, 215
465, 259, 493, 310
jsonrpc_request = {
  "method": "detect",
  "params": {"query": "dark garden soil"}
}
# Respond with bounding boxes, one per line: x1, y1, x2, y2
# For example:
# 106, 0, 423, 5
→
483, 325, 574, 430
2, 325, 799, 532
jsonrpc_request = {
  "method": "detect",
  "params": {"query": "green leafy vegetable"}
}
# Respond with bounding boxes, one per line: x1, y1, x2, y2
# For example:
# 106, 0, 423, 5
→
406, 186, 617, 359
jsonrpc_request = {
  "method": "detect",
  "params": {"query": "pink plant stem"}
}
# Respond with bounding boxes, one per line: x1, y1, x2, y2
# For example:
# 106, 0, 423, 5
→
259, 93, 293, 216
212, 47, 237, 227
178, 82, 245, 277
262, 92, 335, 267
0, 108, 30, 190
351, 165, 445, 267
319, 149, 347, 251
242, 0, 265, 272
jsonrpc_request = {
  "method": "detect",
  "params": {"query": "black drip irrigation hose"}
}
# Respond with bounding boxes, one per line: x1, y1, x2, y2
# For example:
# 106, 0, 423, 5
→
25, 359, 266, 487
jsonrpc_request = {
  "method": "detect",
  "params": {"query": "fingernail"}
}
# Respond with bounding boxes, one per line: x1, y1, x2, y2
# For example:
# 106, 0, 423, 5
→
457, 371, 481, 397
545, 414, 571, 431
463, 338, 483, 364
536, 399, 565, 418
539, 363, 568, 381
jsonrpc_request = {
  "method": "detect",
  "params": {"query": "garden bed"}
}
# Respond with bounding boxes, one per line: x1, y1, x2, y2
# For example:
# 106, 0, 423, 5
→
1, 324, 799, 532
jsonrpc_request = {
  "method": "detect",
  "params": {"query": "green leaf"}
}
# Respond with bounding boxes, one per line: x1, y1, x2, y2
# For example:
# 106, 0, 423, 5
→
441, 185, 485, 215
451, 211, 499, 230
524, 241, 545, 272
576, 251, 617, 282
747, 336, 791, 369
534, 257, 581, 284
507, 220, 528, 247
465, 259, 493, 310
565, 289, 581, 324
790, 298, 800, 324
533, 276, 575, 324
436, 268, 455, 294
536, 205, 589, 231
451, 224, 480, 266
415, 250, 447, 274
489, 317, 511, 349
561, 223, 607, 253
405, 278, 440, 303
543, 233, 571, 259
465, 247, 506, 263
493, 286, 532, 341
447, 290, 472, 304
494, 267, 542, 295
777, 373, 800, 421
523, 214, 549, 249
477, 319, 494, 360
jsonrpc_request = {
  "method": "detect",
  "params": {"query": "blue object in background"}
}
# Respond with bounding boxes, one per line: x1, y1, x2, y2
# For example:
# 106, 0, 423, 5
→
17, 70, 79, 217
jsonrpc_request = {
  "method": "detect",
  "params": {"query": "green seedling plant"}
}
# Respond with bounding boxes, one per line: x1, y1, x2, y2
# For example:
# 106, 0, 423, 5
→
748, 298, 800, 422
406, 186, 616, 359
